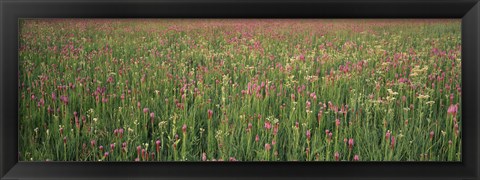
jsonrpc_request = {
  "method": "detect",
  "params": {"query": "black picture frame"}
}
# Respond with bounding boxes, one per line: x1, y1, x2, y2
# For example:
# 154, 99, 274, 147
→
1, 0, 479, 179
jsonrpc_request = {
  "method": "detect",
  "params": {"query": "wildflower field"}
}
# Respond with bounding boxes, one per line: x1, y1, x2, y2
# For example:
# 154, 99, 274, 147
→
19, 19, 461, 161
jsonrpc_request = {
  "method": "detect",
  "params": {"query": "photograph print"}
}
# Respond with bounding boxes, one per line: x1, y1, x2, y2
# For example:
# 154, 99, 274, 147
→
18, 19, 461, 162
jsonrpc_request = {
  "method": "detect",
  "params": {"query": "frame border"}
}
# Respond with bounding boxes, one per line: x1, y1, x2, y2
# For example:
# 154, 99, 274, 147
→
1, 0, 479, 179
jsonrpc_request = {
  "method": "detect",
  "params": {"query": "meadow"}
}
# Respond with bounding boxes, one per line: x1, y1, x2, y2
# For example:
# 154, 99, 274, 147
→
19, 19, 461, 161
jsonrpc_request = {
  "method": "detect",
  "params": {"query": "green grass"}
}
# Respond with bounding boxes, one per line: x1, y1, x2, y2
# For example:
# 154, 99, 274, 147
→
18, 19, 461, 161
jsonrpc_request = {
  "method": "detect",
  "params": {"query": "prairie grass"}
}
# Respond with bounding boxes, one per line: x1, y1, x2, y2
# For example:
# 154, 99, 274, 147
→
18, 19, 461, 161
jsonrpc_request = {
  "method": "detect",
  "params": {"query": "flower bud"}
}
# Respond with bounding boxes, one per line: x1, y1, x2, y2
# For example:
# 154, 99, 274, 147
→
334, 152, 340, 161
353, 155, 359, 161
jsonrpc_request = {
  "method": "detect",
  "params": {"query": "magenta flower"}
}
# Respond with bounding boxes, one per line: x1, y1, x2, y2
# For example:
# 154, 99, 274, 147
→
75, 116, 80, 129
306, 130, 311, 140
202, 152, 207, 161
385, 130, 391, 141
90, 140, 96, 147
265, 143, 271, 151
37, 98, 45, 107
51, 92, 57, 101
335, 119, 341, 127
122, 142, 127, 152
273, 125, 279, 135
150, 153, 155, 160
119, 128, 124, 138
429, 131, 434, 140
60, 95, 69, 105
255, 134, 260, 142
334, 152, 340, 161
99, 145, 104, 151
398, 78, 409, 84
353, 155, 359, 161
47, 106, 54, 114
306, 100, 311, 110
150, 112, 155, 124
107, 76, 114, 83
317, 111, 323, 122
182, 124, 187, 133
299, 54, 305, 61
137, 146, 141, 157
348, 138, 354, 150
208, 109, 213, 119
390, 136, 396, 150
447, 104, 458, 116
143, 108, 149, 113
264, 121, 272, 130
